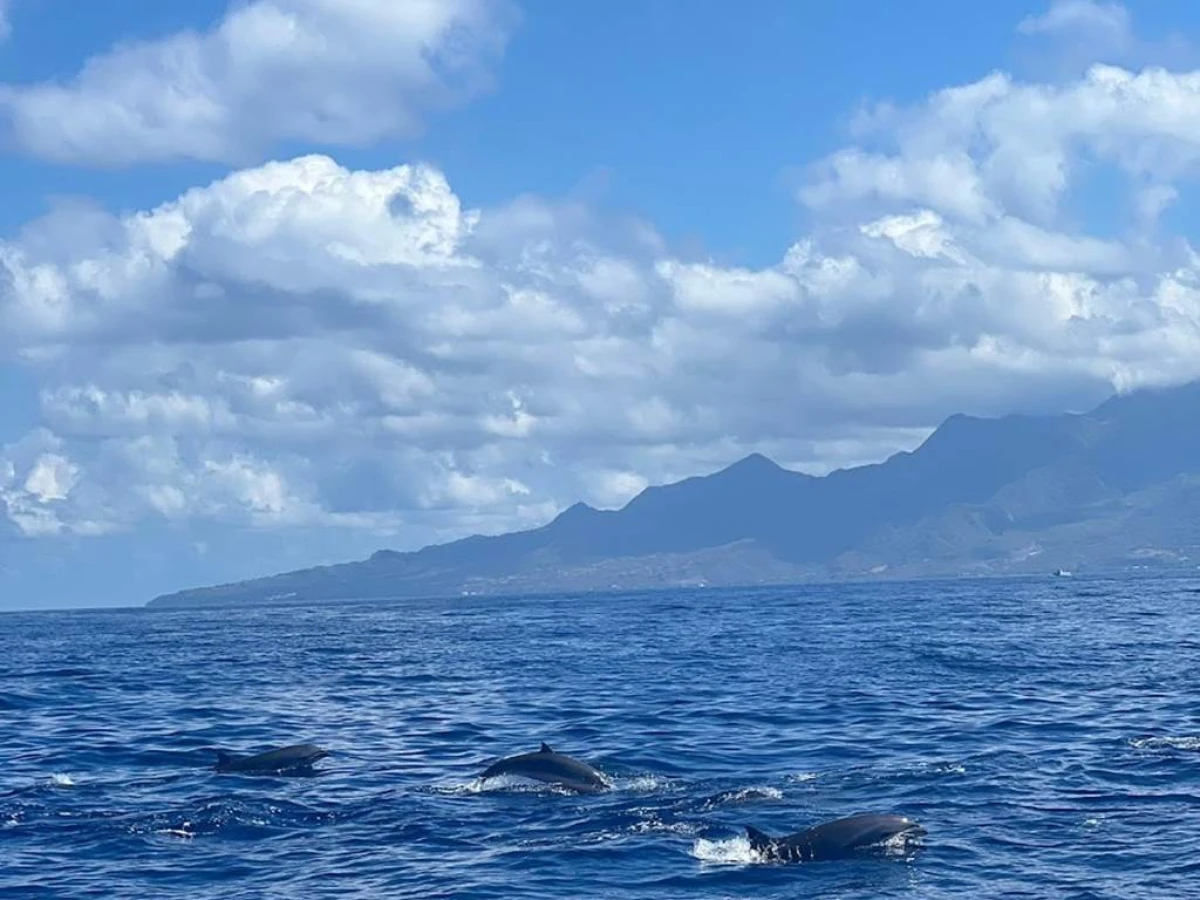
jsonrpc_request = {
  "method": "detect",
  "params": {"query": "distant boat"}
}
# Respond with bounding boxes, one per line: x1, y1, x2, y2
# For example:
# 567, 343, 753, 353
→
1052, 568, 1073, 578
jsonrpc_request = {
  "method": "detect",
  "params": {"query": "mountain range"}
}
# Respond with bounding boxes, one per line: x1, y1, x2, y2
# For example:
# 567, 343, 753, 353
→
147, 379, 1200, 607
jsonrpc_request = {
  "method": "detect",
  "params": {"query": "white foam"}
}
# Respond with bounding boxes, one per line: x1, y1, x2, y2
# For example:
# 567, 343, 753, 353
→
439, 775, 575, 795
787, 771, 820, 783
580, 819, 702, 846
878, 831, 921, 856
48, 773, 74, 787
1131, 736, 1200, 751
155, 823, 196, 840
610, 774, 671, 792
727, 786, 782, 802
934, 763, 967, 776
438, 771, 655, 795
692, 834, 760, 864
629, 818, 701, 836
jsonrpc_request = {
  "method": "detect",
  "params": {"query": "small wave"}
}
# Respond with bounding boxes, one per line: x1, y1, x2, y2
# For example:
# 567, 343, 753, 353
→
628, 818, 700, 837
0, 691, 37, 711
127, 796, 336, 840
700, 786, 783, 810
153, 823, 197, 840
434, 775, 577, 796
579, 817, 702, 846
786, 771, 820, 783
48, 774, 74, 787
924, 761, 967, 776
610, 774, 673, 793
1130, 736, 1200, 752
426, 779, 489, 796
832, 759, 967, 788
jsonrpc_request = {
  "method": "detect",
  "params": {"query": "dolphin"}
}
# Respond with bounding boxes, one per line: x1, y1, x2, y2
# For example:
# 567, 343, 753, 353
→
478, 742, 610, 793
213, 743, 330, 775
745, 813, 926, 863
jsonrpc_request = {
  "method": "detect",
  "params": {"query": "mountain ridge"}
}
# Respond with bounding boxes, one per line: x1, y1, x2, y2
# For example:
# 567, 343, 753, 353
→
147, 380, 1200, 608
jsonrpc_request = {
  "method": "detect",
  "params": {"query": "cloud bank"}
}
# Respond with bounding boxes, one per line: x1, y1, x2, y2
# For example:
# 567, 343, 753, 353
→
3, 0, 1200, 573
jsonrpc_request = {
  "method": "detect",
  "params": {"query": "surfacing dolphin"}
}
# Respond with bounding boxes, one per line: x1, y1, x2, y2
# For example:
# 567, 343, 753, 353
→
479, 742, 610, 793
746, 813, 926, 863
213, 743, 330, 776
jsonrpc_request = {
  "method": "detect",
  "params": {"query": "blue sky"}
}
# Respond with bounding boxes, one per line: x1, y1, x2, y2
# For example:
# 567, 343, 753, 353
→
3, 0, 1200, 609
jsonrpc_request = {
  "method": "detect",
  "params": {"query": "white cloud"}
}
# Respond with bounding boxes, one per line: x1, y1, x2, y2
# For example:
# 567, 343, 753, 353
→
23, 453, 79, 502
656, 260, 801, 317
0, 431, 85, 536
588, 469, 649, 509
7, 28, 1200, 560
802, 64, 1200, 226
1018, 0, 1132, 45
801, 148, 997, 223
0, 0, 515, 165
1014, 1, 1194, 78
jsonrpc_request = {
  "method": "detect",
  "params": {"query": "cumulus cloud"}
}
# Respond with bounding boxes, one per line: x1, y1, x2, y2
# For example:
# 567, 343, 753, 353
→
0, 0, 515, 165
3, 127, 1200, 548
804, 64, 1200, 227
6, 7, 1200, 556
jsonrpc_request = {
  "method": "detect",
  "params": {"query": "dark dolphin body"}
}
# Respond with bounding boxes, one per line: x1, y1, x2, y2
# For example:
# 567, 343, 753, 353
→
213, 743, 330, 776
746, 813, 926, 863
479, 742, 610, 793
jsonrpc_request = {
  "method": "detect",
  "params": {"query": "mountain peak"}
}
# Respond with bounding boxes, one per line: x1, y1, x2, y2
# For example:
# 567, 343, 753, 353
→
724, 452, 783, 474
553, 501, 597, 522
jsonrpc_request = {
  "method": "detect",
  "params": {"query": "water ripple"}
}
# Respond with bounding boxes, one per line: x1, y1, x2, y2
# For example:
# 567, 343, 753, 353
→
2, 575, 1200, 897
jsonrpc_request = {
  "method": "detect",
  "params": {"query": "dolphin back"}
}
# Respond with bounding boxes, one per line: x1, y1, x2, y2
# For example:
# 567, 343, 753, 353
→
214, 743, 329, 773
478, 743, 609, 792
806, 814, 926, 854
746, 813, 925, 862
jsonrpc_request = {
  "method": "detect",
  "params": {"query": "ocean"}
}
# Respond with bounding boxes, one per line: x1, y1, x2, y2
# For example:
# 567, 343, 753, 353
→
2, 575, 1199, 898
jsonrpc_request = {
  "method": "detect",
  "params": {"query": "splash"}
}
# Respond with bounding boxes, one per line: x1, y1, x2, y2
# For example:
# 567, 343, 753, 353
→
691, 834, 760, 865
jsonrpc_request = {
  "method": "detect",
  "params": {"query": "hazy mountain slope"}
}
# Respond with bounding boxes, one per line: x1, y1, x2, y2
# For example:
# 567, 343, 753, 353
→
147, 380, 1200, 607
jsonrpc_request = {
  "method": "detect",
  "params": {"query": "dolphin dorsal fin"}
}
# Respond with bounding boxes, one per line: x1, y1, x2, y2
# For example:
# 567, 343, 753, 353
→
745, 826, 773, 852
540, 742, 554, 753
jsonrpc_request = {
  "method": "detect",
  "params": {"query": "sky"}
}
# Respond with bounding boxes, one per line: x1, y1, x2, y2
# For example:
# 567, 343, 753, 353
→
4, 0, 1200, 610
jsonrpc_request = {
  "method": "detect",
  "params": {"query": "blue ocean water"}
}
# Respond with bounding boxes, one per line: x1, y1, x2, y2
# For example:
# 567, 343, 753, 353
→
3, 575, 1200, 898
